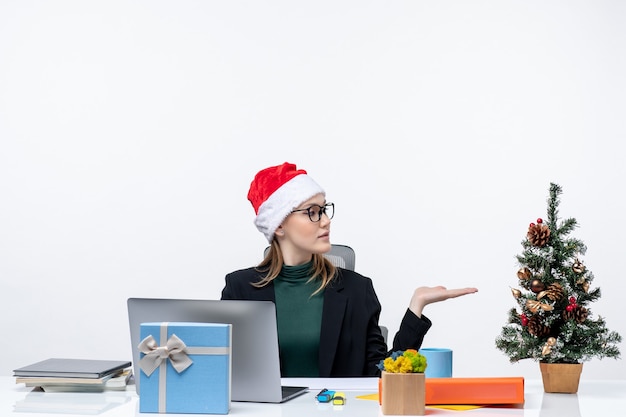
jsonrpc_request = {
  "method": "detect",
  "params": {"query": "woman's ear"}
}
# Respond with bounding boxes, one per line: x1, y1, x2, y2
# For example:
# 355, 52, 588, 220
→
275, 226, 285, 237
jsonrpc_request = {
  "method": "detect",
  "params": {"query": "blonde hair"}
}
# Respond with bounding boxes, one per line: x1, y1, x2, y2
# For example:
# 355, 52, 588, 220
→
253, 239, 337, 295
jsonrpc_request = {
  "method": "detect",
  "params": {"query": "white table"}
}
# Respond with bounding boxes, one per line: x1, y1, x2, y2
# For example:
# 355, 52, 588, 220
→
2, 376, 626, 416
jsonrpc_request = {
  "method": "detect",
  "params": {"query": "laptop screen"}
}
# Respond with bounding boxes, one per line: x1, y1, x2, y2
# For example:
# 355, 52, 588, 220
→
127, 298, 305, 403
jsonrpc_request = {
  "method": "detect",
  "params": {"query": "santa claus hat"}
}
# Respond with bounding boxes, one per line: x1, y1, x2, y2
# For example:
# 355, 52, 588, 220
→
248, 162, 325, 242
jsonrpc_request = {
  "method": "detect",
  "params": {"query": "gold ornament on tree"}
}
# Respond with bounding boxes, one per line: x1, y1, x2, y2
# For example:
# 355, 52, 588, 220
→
527, 219, 551, 247
541, 337, 557, 356
576, 277, 590, 293
510, 288, 522, 298
530, 279, 546, 294
517, 267, 531, 280
572, 258, 586, 274
526, 299, 554, 313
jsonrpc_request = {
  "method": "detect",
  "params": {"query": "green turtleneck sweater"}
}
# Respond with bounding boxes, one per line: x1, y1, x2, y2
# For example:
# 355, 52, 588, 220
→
274, 262, 324, 377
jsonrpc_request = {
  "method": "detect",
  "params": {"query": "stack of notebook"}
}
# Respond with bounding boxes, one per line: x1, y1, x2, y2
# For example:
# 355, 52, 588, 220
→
13, 358, 132, 392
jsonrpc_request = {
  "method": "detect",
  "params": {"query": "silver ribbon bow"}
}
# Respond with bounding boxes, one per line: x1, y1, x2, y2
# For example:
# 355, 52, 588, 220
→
138, 333, 193, 376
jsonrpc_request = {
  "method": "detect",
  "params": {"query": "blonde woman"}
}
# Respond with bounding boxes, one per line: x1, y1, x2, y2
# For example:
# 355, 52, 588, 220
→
222, 162, 477, 377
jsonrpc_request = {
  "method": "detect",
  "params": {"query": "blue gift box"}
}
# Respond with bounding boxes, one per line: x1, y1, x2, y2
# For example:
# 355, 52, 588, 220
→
138, 322, 231, 414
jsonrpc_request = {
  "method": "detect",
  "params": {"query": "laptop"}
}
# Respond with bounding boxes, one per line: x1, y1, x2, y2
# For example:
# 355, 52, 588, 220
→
127, 298, 308, 403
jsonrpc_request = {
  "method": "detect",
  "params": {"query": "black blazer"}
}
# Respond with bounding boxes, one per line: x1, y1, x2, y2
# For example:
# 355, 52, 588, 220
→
221, 267, 432, 377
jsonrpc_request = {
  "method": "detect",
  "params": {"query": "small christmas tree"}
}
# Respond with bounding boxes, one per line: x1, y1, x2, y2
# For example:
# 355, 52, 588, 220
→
495, 183, 621, 364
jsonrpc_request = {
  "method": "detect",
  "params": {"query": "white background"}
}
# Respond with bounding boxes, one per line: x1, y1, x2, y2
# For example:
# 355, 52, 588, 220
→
1, 1, 624, 380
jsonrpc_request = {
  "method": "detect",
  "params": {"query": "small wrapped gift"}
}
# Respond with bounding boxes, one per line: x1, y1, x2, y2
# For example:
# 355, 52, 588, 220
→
138, 322, 231, 414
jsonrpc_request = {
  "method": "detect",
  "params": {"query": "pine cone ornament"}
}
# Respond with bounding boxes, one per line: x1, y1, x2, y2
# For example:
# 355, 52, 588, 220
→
563, 306, 589, 324
539, 283, 565, 302
527, 223, 551, 247
527, 315, 550, 337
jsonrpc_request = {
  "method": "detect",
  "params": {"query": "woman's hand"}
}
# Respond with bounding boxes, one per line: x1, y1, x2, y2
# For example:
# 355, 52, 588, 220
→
409, 286, 478, 317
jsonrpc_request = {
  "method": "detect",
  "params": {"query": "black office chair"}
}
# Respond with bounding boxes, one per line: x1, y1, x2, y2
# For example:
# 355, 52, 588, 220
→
262, 244, 388, 343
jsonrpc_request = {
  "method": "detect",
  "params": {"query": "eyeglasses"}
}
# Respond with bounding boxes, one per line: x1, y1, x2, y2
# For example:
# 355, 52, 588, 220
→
291, 203, 334, 222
